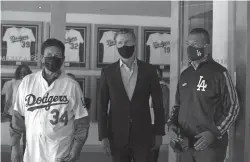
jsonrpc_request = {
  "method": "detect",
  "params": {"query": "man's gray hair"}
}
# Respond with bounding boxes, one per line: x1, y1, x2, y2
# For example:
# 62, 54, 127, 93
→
114, 28, 136, 42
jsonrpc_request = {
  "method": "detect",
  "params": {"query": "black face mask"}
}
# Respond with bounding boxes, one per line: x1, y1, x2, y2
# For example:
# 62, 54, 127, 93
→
118, 45, 135, 59
187, 46, 205, 61
44, 57, 63, 72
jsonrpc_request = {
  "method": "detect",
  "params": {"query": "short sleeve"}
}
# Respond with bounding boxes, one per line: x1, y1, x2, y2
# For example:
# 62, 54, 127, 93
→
146, 33, 153, 46
29, 29, 36, 42
13, 79, 26, 116
100, 32, 107, 44
2, 80, 12, 95
164, 34, 171, 44
3, 28, 10, 42
65, 30, 69, 40
78, 31, 84, 43
73, 83, 88, 119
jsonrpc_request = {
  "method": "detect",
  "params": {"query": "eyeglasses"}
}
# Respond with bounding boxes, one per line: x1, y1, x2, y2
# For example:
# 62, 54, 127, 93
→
116, 40, 135, 48
186, 41, 207, 48
43, 53, 63, 58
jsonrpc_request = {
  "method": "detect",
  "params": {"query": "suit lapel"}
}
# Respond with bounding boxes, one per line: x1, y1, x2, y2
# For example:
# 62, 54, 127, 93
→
131, 60, 142, 102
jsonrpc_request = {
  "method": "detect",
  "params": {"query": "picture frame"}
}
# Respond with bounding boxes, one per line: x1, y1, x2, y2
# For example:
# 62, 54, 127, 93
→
141, 26, 171, 71
1, 21, 42, 67
75, 78, 86, 97
64, 23, 91, 69
93, 24, 138, 69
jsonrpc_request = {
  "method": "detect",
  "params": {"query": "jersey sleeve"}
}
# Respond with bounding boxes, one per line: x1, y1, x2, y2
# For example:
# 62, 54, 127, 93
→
2, 80, 11, 95
2, 28, 10, 42
13, 78, 27, 116
215, 71, 240, 136
78, 31, 84, 43
146, 33, 153, 46
73, 83, 88, 119
167, 82, 180, 127
28, 29, 36, 42
100, 32, 107, 44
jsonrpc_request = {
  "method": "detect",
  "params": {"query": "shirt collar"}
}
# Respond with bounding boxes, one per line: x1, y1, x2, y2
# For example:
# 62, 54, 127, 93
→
42, 68, 62, 82
191, 55, 209, 70
119, 58, 137, 68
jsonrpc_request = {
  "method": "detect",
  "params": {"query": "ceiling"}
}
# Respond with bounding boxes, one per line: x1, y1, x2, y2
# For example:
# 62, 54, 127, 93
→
1, 1, 213, 18
1, 1, 172, 17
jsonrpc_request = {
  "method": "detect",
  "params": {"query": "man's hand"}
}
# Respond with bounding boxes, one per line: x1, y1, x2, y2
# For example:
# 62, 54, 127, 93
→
153, 135, 163, 149
63, 151, 80, 162
101, 138, 111, 156
11, 146, 22, 162
168, 125, 178, 141
63, 140, 82, 162
194, 131, 215, 150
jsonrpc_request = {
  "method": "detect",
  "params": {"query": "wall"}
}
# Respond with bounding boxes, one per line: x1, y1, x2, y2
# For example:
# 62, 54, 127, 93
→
1, 11, 171, 147
1, 11, 171, 78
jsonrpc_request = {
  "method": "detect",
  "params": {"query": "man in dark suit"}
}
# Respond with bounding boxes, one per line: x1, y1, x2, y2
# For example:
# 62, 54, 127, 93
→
98, 29, 165, 162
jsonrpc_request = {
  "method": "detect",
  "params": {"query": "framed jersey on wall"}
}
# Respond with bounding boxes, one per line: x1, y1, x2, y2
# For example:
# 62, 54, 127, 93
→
141, 26, 171, 71
1, 21, 42, 67
64, 23, 91, 69
93, 24, 138, 68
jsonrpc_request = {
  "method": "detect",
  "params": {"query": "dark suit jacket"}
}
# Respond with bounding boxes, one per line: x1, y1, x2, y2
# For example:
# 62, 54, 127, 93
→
98, 59, 165, 149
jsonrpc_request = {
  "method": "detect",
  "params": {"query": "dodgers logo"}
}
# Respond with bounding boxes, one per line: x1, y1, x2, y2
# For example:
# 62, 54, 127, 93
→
197, 50, 202, 56
197, 76, 207, 91
106, 40, 116, 47
65, 37, 77, 44
10, 35, 29, 43
26, 93, 69, 112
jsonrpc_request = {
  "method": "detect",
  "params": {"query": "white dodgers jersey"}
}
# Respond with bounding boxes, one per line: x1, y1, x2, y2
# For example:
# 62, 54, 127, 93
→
65, 29, 84, 62
2, 27, 35, 61
146, 33, 171, 65
14, 71, 88, 162
100, 31, 120, 63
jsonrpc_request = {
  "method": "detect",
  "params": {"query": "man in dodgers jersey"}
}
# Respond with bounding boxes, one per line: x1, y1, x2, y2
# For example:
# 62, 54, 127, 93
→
3, 27, 35, 61
146, 32, 171, 65
65, 29, 84, 62
100, 30, 120, 63
10, 38, 90, 162
168, 28, 240, 162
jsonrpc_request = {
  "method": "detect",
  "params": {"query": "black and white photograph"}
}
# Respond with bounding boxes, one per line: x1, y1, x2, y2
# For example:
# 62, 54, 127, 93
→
0, 1, 248, 162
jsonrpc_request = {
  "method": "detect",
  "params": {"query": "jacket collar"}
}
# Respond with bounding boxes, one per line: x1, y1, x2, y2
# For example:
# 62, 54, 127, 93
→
190, 54, 212, 70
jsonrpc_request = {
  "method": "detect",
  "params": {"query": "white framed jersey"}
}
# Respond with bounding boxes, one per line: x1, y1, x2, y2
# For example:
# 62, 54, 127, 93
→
2, 27, 35, 61
146, 33, 171, 65
65, 29, 84, 62
100, 31, 120, 63
14, 71, 88, 162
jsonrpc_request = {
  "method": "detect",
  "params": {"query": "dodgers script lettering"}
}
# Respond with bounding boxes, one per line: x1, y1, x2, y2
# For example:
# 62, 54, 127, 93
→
26, 93, 69, 112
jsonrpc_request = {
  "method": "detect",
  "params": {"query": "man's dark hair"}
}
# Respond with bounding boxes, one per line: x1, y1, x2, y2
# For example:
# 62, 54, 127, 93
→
41, 38, 65, 57
114, 28, 136, 42
15, 64, 32, 80
67, 73, 76, 80
189, 28, 210, 44
156, 67, 163, 78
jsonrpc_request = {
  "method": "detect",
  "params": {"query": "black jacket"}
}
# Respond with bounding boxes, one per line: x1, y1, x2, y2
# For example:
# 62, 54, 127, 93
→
98, 60, 165, 148
168, 59, 239, 138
